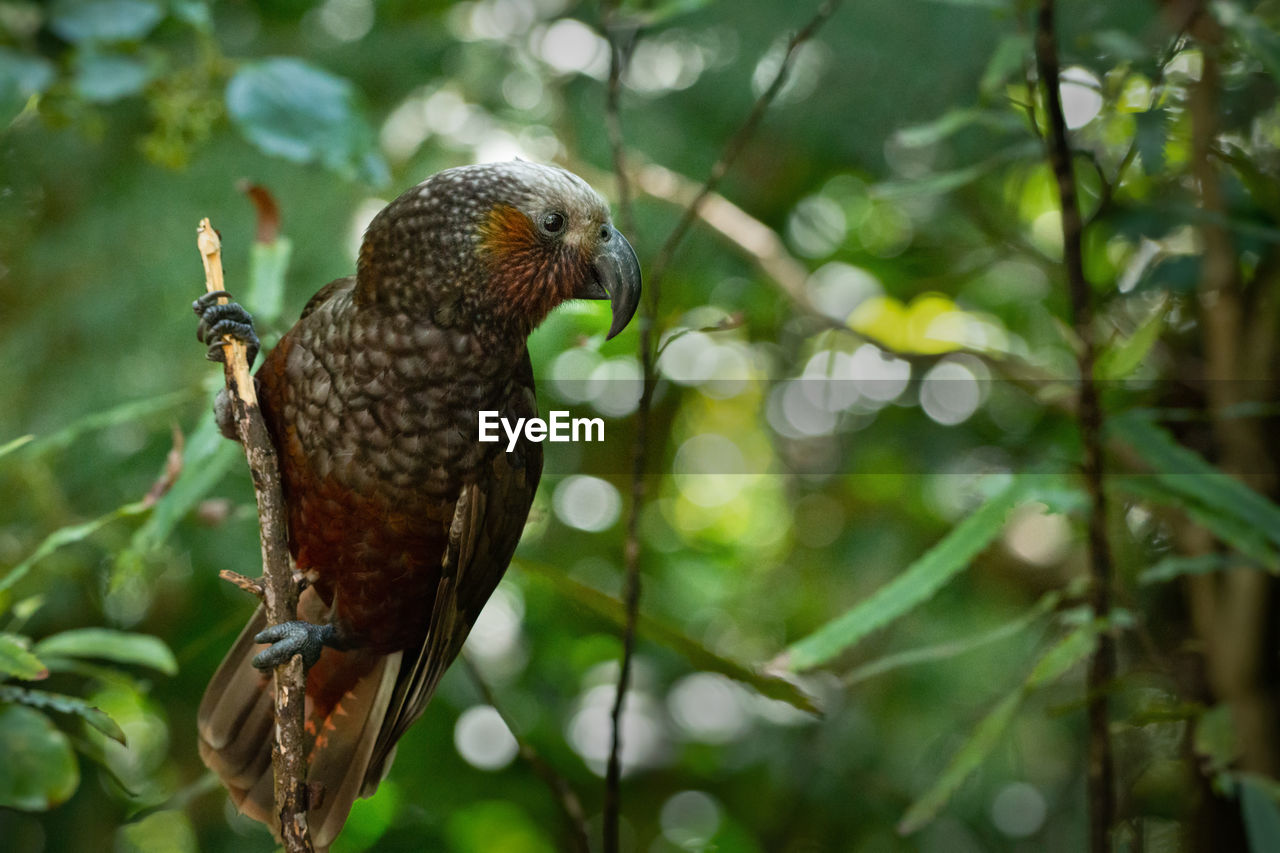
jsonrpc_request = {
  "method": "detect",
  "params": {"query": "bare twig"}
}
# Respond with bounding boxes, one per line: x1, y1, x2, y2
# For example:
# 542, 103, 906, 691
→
646, 0, 844, 298
218, 568, 266, 601
462, 657, 590, 853
1033, 6, 1116, 852
196, 220, 313, 852
600, 3, 843, 850
600, 4, 644, 847
603, 10, 637, 239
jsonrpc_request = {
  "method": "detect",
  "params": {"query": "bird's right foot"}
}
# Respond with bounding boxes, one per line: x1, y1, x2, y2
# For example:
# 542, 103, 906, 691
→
193, 291, 260, 365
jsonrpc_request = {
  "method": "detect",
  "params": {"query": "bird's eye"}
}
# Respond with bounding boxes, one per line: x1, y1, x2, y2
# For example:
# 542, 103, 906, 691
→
540, 212, 567, 235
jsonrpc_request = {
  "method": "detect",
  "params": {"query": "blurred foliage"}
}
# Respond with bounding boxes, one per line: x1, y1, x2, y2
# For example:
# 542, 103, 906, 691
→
4, 0, 1280, 851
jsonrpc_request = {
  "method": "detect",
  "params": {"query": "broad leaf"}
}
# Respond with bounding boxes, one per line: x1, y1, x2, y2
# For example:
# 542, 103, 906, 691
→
35, 629, 177, 676
777, 477, 1029, 672
1241, 773, 1280, 853
49, 0, 165, 43
1195, 704, 1240, 777
0, 704, 79, 811
226, 58, 389, 185
0, 686, 126, 744
0, 633, 47, 681
0, 48, 55, 124
72, 50, 152, 103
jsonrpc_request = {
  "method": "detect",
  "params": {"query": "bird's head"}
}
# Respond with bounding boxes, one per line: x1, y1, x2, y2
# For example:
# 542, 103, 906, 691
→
356, 161, 641, 340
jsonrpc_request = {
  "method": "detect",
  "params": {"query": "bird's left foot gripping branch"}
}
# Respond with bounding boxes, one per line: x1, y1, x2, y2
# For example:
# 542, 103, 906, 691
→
192, 161, 640, 849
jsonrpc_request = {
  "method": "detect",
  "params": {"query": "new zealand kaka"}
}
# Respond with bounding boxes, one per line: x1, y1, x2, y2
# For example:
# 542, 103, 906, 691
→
193, 161, 641, 847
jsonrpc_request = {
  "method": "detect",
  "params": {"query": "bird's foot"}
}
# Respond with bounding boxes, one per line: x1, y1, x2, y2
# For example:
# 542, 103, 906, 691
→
193, 291, 260, 365
252, 621, 338, 670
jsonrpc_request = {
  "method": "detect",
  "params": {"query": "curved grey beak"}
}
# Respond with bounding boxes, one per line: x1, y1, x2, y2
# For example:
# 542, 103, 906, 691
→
580, 225, 642, 340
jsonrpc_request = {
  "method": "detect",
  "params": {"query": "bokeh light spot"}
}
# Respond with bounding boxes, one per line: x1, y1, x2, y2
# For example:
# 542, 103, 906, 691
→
660, 790, 722, 849
553, 475, 621, 531
990, 781, 1048, 837
454, 705, 519, 770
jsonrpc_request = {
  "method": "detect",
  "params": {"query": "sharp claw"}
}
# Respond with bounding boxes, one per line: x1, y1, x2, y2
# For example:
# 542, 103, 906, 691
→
194, 295, 260, 365
252, 621, 336, 670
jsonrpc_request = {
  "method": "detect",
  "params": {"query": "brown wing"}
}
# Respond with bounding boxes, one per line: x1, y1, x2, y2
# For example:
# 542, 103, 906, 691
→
361, 352, 543, 789
299, 275, 355, 320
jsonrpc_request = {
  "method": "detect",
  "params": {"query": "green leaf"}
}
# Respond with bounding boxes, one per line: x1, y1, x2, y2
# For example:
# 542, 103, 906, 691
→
898, 692, 1019, 834
844, 591, 1059, 686
0, 434, 35, 460
1134, 109, 1167, 175
1117, 476, 1279, 570
0, 633, 48, 681
1095, 298, 1167, 380
1195, 704, 1240, 777
875, 140, 1040, 199
0, 704, 79, 811
618, 0, 715, 25
49, 0, 165, 43
1215, 3, 1280, 85
0, 48, 55, 124
116, 810, 199, 853
34, 629, 177, 676
0, 686, 126, 744
1139, 553, 1247, 585
1092, 30, 1150, 62
0, 501, 151, 595
1241, 773, 1280, 853
247, 237, 293, 327
1024, 621, 1098, 688
778, 477, 1028, 672
893, 108, 1022, 149
226, 58, 389, 185
979, 35, 1031, 99
518, 560, 819, 714
0, 390, 194, 466
72, 50, 152, 103
1110, 411, 1280, 557
120, 414, 239, 561
898, 621, 1099, 834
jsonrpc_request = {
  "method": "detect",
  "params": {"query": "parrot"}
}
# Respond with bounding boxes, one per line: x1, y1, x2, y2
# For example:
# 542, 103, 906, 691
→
192, 161, 641, 848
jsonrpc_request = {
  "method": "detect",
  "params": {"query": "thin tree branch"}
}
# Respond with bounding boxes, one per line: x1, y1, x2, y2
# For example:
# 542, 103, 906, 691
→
196, 220, 313, 852
646, 0, 844, 298
462, 656, 590, 853
600, 4, 643, 847
601, 4, 842, 850
1032, 6, 1116, 853
603, 10, 637, 239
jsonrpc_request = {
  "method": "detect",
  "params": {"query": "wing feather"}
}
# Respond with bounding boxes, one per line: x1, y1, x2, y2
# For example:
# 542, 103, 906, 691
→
362, 353, 543, 790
